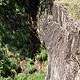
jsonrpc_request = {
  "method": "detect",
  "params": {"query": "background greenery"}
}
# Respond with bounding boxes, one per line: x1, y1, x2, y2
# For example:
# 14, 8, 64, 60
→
0, 0, 47, 80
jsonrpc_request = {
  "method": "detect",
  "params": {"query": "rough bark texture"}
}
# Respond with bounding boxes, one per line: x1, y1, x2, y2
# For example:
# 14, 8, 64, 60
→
38, 3, 80, 80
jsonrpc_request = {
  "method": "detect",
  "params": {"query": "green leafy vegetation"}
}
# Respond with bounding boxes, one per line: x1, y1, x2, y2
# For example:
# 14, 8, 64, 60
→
36, 49, 48, 61
14, 73, 27, 80
27, 72, 45, 80
0, 0, 47, 80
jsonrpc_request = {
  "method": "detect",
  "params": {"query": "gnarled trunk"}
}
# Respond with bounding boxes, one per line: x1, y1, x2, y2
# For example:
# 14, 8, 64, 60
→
38, 1, 80, 80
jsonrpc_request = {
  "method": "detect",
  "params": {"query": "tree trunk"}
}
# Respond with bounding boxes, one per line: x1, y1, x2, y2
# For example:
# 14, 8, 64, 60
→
38, 1, 80, 80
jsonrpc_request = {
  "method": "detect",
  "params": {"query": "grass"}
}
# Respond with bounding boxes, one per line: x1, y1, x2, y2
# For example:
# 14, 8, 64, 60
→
27, 72, 45, 80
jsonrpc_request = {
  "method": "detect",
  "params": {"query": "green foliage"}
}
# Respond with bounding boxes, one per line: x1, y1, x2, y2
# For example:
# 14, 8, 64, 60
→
36, 49, 48, 61
14, 73, 27, 80
26, 58, 34, 65
0, 0, 46, 80
27, 72, 45, 80
0, 44, 18, 78
0, 0, 41, 59
26, 58, 37, 74
27, 65, 37, 74
0, 47, 4, 60
9, 58, 18, 69
0, 77, 13, 80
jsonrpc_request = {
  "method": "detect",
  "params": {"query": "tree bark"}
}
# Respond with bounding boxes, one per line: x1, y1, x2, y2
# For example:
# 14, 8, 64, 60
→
38, 1, 80, 80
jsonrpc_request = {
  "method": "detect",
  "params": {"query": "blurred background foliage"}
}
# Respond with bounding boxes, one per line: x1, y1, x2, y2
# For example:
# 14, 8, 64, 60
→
55, 0, 80, 20
0, 0, 41, 59
0, 0, 48, 80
